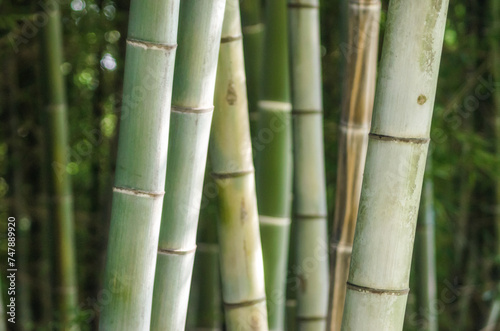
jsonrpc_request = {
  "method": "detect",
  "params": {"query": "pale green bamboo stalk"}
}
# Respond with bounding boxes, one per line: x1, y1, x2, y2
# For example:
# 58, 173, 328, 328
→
209, 0, 269, 329
415, 162, 438, 331
99, 0, 180, 329
240, 0, 264, 118
328, 1, 380, 329
150, 1, 226, 329
186, 193, 223, 330
341, 1, 449, 329
39, 2, 78, 328
287, 0, 329, 329
256, 0, 292, 329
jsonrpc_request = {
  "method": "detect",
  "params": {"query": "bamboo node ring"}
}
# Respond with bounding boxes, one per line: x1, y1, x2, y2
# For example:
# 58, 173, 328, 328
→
346, 281, 410, 296
223, 297, 266, 309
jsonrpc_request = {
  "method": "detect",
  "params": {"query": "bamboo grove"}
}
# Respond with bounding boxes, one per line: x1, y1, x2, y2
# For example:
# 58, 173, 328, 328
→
10, 0, 500, 330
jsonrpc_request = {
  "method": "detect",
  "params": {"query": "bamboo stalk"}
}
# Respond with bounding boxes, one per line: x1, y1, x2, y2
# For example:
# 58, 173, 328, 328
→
287, 0, 329, 329
414, 161, 438, 331
240, 0, 264, 118
328, 1, 380, 329
186, 190, 223, 330
341, 1, 449, 329
485, 0, 500, 328
256, 0, 293, 328
209, 0, 269, 328
150, 1, 226, 329
39, 2, 79, 328
99, 0, 180, 329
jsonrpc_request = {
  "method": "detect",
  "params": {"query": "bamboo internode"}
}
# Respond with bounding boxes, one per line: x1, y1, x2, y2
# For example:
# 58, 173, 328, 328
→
99, 0, 181, 329
151, 1, 226, 329
341, 0, 449, 329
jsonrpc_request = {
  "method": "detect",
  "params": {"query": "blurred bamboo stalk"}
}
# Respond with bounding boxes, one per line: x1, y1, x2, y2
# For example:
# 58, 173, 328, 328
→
99, 0, 180, 328
240, 0, 264, 120
186, 188, 223, 330
209, 0, 269, 328
39, 1, 79, 328
327, 0, 380, 329
287, 0, 329, 329
151, 1, 226, 329
415, 161, 438, 331
341, 0, 449, 329
256, 0, 293, 328
485, 0, 500, 328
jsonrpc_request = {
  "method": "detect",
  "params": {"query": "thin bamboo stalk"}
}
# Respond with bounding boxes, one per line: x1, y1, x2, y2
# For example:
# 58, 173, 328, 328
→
341, 1, 449, 329
209, 0, 269, 328
485, 0, 500, 328
256, 0, 293, 328
98, 0, 180, 329
415, 162, 438, 331
150, 1, 226, 329
240, 0, 264, 118
186, 190, 223, 330
287, 0, 329, 329
328, 1, 380, 329
39, 1, 79, 328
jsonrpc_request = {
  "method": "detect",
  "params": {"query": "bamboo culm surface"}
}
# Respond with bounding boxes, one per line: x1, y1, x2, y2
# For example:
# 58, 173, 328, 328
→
256, 0, 293, 328
414, 166, 438, 331
341, 0, 449, 330
240, 0, 264, 119
210, 0, 269, 329
150, 1, 226, 329
328, 0, 380, 330
186, 183, 223, 330
99, 0, 180, 329
288, 0, 329, 329
39, 1, 79, 328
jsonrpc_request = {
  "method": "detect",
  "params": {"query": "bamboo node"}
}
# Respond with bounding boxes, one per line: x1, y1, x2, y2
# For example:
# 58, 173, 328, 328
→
171, 105, 214, 114
158, 246, 197, 256
211, 169, 254, 179
126, 39, 177, 51
223, 297, 266, 309
242, 23, 265, 35
291, 109, 323, 115
221, 34, 243, 43
258, 100, 292, 112
297, 316, 327, 321
369, 133, 430, 144
259, 215, 291, 226
294, 213, 327, 220
288, 2, 319, 9
112, 186, 164, 198
346, 282, 410, 296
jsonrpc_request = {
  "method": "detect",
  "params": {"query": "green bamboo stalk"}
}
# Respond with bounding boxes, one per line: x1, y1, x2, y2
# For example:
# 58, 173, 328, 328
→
186, 188, 223, 330
485, 0, 500, 327
341, 1, 449, 329
209, 0, 269, 328
39, 2, 78, 328
287, 0, 329, 329
240, 0, 264, 118
415, 161, 438, 331
328, 1, 380, 330
98, 0, 180, 329
256, 0, 293, 328
150, 1, 226, 329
